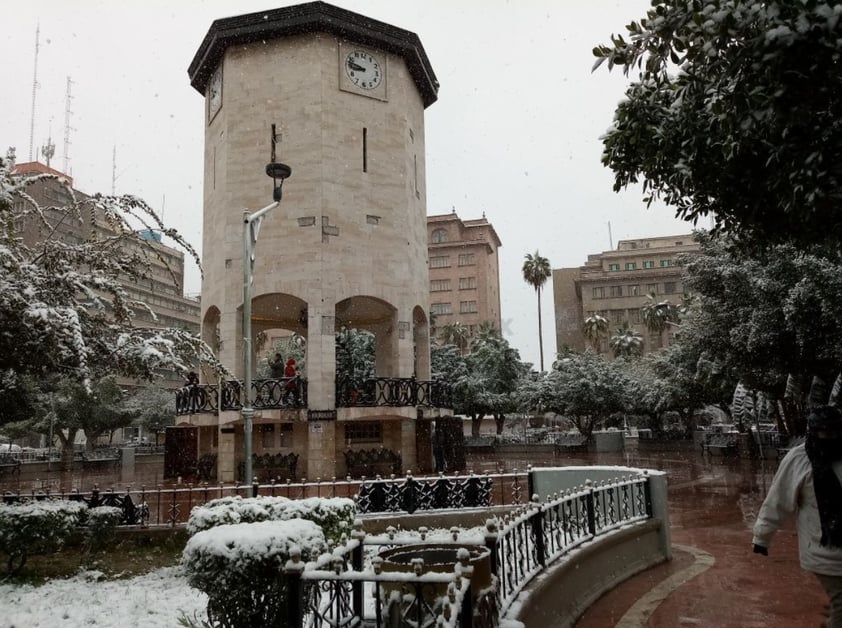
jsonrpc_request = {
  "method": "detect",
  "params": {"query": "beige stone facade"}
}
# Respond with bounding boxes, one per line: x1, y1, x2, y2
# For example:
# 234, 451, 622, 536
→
427, 212, 502, 347
188, 3, 442, 481
553, 234, 699, 356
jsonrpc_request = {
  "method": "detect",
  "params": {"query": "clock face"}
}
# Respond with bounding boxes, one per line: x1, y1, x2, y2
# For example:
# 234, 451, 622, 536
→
345, 50, 382, 90
208, 66, 222, 120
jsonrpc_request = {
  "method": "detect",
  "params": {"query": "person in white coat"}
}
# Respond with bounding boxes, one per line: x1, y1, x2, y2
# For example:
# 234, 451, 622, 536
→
753, 405, 842, 627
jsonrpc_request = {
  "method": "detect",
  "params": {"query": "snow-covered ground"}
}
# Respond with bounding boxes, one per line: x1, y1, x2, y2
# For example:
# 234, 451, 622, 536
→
0, 567, 206, 627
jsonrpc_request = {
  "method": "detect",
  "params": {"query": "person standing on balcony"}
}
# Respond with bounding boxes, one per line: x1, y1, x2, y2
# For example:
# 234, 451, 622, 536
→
184, 372, 200, 412
268, 352, 284, 379
752, 405, 842, 627
283, 358, 298, 404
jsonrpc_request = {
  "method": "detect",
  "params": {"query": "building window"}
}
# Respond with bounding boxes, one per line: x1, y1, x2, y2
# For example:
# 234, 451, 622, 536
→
431, 228, 448, 244
593, 286, 605, 299
459, 276, 477, 290
625, 262, 637, 270
643, 260, 654, 269
609, 285, 623, 297
431, 302, 452, 315
608, 263, 620, 271
647, 283, 659, 295
430, 279, 451, 292
612, 309, 625, 323
260, 425, 275, 449
664, 281, 677, 294
629, 309, 641, 324
430, 256, 450, 269
660, 259, 672, 267
628, 284, 640, 296
460, 301, 477, 314
345, 421, 382, 444
458, 253, 475, 266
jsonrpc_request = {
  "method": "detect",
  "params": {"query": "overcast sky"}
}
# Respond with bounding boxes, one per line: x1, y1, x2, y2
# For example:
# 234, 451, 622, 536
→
1, 0, 693, 369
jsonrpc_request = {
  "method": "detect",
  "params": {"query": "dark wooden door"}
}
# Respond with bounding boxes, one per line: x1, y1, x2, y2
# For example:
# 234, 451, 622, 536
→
415, 418, 433, 473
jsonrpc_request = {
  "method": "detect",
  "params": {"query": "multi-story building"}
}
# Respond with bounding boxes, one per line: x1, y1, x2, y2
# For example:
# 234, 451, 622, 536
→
10, 160, 201, 388
427, 211, 502, 347
553, 234, 699, 356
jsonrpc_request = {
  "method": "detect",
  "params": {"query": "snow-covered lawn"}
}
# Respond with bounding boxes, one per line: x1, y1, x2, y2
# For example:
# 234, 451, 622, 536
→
0, 566, 206, 627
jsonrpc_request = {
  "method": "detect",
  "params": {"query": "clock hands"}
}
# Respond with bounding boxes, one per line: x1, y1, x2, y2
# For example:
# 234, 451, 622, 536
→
347, 59, 366, 72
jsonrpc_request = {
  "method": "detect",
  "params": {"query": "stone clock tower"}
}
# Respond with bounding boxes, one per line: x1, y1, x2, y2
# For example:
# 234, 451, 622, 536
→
186, 2, 444, 482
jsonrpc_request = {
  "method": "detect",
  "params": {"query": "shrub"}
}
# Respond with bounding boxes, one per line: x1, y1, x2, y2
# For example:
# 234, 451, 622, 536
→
81, 506, 124, 554
0, 500, 87, 574
186, 496, 355, 543
182, 519, 326, 627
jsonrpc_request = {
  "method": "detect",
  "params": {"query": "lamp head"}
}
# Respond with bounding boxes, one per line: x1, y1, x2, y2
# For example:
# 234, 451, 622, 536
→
266, 162, 292, 202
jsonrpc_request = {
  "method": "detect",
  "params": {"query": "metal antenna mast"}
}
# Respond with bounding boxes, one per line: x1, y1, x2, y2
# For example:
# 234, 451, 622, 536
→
28, 24, 41, 162
62, 77, 75, 174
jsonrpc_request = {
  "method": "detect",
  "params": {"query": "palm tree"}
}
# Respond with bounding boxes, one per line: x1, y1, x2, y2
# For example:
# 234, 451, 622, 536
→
641, 294, 679, 349
582, 313, 609, 352
441, 321, 469, 354
609, 323, 644, 358
522, 250, 552, 371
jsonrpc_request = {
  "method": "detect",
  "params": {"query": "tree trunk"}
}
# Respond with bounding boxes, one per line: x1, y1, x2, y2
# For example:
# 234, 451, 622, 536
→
494, 413, 505, 435
470, 413, 485, 437
537, 288, 544, 372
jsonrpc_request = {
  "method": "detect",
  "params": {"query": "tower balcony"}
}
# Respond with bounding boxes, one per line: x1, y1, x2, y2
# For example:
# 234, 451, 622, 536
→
175, 377, 451, 416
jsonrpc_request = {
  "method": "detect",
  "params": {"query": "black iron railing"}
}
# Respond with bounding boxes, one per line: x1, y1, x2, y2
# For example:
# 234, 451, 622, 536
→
175, 377, 451, 416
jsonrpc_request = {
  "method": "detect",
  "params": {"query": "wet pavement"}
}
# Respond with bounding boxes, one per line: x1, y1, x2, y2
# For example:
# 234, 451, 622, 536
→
509, 443, 829, 628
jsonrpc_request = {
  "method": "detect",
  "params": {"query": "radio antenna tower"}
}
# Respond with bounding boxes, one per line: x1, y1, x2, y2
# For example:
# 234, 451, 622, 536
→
28, 24, 41, 162
62, 77, 75, 174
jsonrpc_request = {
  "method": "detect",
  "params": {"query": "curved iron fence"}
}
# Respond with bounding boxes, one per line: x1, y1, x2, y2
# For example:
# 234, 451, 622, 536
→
175, 377, 451, 416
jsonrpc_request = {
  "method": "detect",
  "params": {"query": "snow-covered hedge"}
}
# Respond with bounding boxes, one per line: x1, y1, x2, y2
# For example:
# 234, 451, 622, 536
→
81, 506, 124, 552
186, 495, 356, 543
0, 500, 87, 574
182, 519, 326, 627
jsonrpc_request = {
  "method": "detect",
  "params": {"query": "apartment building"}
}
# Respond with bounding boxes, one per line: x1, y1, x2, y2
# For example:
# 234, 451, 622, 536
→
427, 211, 502, 347
11, 160, 201, 388
553, 234, 699, 355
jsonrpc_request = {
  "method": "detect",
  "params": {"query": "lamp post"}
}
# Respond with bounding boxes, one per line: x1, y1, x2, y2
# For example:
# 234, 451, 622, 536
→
242, 161, 291, 497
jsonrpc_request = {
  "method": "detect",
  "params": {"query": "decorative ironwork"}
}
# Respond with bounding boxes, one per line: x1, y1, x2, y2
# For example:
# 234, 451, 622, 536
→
356, 473, 493, 514
335, 377, 451, 409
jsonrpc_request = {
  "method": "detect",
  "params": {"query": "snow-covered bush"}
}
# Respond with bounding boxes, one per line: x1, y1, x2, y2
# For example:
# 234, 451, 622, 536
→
0, 499, 87, 574
186, 495, 355, 543
80, 506, 124, 553
182, 519, 326, 627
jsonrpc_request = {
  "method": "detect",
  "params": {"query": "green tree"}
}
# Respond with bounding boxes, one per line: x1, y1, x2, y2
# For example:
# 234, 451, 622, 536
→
125, 385, 176, 436
641, 295, 680, 349
440, 321, 469, 354
335, 327, 374, 388
595, 1, 842, 248
582, 313, 608, 352
522, 250, 552, 371
609, 323, 643, 358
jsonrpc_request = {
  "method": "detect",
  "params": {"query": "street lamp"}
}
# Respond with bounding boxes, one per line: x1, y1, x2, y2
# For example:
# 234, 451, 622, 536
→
242, 161, 292, 496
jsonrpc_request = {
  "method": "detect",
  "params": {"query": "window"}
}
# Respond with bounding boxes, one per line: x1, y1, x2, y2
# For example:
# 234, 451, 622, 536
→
628, 309, 641, 324
459, 276, 477, 290
609, 285, 623, 297
430, 302, 452, 315
260, 424, 275, 448
458, 253, 475, 266
628, 284, 640, 296
625, 262, 637, 270
660, 259, 672, 267
431, 228, 448, 243
608, 263, 620, 272
647, 283, 659, 295
643, 260, 654, 269
611, 309, 624, 323
430, 255, 450, 268
592, 286, 605, 298
430, 279, 451, 292
664, 281, 677, 294
460, 300, 477, 314
345, 421, 382, 444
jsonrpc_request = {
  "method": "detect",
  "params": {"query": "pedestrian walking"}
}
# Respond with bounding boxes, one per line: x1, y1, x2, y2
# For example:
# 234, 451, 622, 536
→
752, 404, 842, 627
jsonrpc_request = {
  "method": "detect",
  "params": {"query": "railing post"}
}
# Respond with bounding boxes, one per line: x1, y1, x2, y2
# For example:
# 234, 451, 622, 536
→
252, 478, 260, 498
484, 519, 499, 578
585, 480, 596, 536
285, 549, 305, 628
530, 500, 546, 567
351, 520, 365, 619
643, 471, 653, 517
